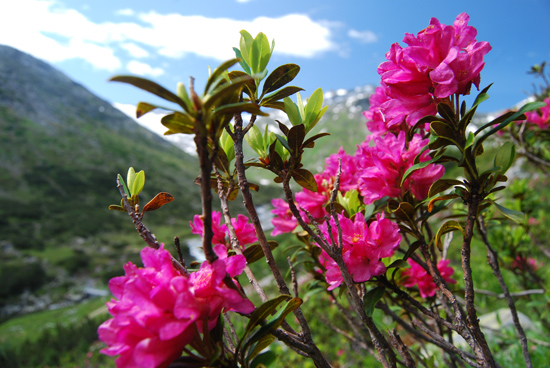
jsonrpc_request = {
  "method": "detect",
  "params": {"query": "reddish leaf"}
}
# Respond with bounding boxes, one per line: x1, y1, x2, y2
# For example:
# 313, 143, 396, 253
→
143, 192, 175, 212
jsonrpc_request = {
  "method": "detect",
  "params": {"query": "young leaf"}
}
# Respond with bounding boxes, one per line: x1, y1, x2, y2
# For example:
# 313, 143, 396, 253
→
131, 170, 145, 197
239, 30, 254, 66
245, 125, 265, 156
304, 88, 323, 127
118, 174, 131, 199
127, 167, 136, 193
283, 97, 301, 126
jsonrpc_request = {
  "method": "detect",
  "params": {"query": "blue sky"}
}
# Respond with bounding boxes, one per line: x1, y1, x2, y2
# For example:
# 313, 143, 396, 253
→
1, 0, 549, 125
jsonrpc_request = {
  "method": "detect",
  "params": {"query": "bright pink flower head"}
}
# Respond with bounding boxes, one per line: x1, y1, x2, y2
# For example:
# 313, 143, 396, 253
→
270, 198, 298, 236
402, 259, 456, 298
190, 211, 256, 249
99, 245, 254, 368
295, 173, 332, 221
323, 147, 361, 193
374, 13, 491, 128
523, 97, 550, 130
317, 212, 401, 290
98, 245, 199, 368
190, 211, 227, 245
356, 131, 445, 204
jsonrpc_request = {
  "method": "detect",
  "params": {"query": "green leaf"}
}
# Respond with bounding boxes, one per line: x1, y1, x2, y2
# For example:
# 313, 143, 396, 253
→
234, 47, 252, 75
494, 141, 516, 175
435, 220, 464, 251
307, 105, 328, 133
244, 298, 302, 354
304, 88, 323, 127
363, 286, 385, 317
131, 170, 145, 197
493, 201, 525, 223
436, 103, 456, 123
239, 30, 254, 66
274, 134, 291, 153
243, 241, 279, 264
250, 32, 271, 74
250, 350, 277, 368
428, 194, 460, 213
176, 82, 193, 112
203, 75, 254, 112
213, 101, 268, 118
118, 174, 131, 199
401, 155, 441, 186
108, 204, 126, 212
245, 125, 265, 156
428, 179, 464, 198
161, 112, 195, 134
283, 97, 301, 126
261, 64, 300, 97
126, 167, 136, 193
262, 86, 304, 105
237, 295, 290, 355
465, 131, 475, 149
136, 102, 160, 118
204, 58, 241, 94
473, 101, 546, 153
387, 259, 410, 270
110, 76, 187, 110
293, 169, 317, 192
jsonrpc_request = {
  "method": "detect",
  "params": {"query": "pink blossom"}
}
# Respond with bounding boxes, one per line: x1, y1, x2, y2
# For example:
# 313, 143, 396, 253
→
523, 97, 550, 130
356, 131, 445, 204
511, 255, 541, 272
295, 173, 331, 220
99, 245, 253, 368
98, 245, 199, 368
371, 13, 491, 129
190, 211, 257, 249
323, 147, 361, 193
270, 198, 298, 235
402, 259, 456, 298
317, 212, 401, 290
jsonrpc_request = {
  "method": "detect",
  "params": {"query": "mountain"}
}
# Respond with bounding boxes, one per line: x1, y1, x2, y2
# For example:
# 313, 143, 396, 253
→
0, 44, 204, 252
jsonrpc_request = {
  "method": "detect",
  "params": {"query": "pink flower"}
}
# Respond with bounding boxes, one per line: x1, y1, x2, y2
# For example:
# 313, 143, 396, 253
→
317, 212, 401, 290
98, 246, 200, 368
372, 13, 491, 129
402, 259, 456, 298
99, 245, 253, 368
322, 147, 361, 193
511, 255, 541, 272
270, 198, 298, 235
356, 131, 445, 204
523, 97, 550, 130
190, 211, 257, 249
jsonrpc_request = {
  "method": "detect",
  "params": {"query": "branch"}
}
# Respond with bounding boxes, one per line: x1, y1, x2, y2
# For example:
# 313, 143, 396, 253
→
477, 216, 533, 368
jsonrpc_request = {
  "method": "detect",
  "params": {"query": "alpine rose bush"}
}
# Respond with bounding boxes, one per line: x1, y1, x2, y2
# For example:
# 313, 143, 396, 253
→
98, 244, 253, 368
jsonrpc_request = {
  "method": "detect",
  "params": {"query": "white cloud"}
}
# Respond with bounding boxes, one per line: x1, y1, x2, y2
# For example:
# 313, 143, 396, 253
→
113, 102, 197, 155
121, 43, 150, 58
0, 0, 337, 72
348, 29, 378, 44
127, 60, 164, 77
115, 8, 135, 16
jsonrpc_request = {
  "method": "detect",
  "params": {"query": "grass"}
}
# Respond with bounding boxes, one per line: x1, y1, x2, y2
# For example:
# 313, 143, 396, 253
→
0, 297, 109, 347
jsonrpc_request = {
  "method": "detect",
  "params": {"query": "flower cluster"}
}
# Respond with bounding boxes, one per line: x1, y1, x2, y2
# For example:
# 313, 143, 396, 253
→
98, 245, 254, 368
511, 255, 541, 272
523, 97, 550, 130
356, 131, 444, 204
317, 212, 401, 290
365, 12, 492, 135
402, 259, 456, 298
190, 211, 257, 249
